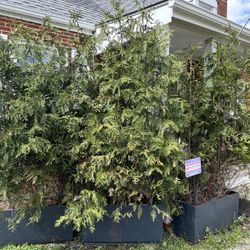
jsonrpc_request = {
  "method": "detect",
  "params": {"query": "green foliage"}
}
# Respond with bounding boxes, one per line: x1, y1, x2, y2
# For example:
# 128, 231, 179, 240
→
0, 0, 249, 233
56, 190, 107, 232
2, 2, 187, 230
176, 34, 250, 202
59, 4, 188, 229
0, 23, 78, 223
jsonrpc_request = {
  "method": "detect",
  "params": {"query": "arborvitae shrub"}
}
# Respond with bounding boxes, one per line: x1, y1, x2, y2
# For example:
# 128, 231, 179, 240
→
1, 2, 248, 233
58, 7, 188, 231
0, 23, 93, 226
176, 34, 250, 204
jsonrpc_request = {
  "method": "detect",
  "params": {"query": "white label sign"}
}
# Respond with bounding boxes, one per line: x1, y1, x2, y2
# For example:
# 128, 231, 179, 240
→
185, 157, 202, 178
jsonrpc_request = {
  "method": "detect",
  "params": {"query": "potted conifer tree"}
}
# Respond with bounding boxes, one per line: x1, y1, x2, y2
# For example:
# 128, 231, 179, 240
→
0, 24, 74, 245
56, 4, 188, 244
172, 34, 250, 243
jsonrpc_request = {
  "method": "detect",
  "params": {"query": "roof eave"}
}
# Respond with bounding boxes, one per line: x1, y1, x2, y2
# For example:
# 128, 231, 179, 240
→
0, 3, 95, 35
172, 0, 250, 45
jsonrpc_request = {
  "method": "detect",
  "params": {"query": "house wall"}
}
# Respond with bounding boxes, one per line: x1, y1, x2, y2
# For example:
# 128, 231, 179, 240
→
0, 15, 79, 46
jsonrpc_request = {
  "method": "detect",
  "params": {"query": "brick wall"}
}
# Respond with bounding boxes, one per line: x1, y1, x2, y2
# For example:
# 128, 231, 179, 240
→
217, 0, 227, 18
0, 15, 80, 46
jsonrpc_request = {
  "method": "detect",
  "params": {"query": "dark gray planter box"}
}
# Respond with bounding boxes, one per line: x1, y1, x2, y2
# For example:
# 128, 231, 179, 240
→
173, 192, 239, 243
0, 205, 73, 246
82, 205, 163, 244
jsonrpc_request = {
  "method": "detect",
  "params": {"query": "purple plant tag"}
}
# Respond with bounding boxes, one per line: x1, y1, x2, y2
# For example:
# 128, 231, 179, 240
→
185, 157, 202, 178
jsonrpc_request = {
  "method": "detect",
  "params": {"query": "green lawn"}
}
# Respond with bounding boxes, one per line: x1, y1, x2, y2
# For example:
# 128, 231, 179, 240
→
1, 217, 249, 250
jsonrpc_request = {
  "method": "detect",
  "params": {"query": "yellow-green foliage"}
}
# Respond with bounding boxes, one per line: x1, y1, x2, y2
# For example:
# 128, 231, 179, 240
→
0, 1, 249, 232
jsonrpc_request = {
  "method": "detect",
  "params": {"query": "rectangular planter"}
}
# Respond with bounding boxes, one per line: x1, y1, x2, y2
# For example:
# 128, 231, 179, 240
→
172, 192, 239, 243
82, 205, 163, 244
0, 205, 73, 246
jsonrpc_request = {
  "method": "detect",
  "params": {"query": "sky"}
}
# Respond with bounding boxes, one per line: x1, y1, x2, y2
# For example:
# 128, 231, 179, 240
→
228, 0, 250, 28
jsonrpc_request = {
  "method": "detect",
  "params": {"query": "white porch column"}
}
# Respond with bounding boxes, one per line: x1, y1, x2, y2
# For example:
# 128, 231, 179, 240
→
163, 35, 171, 226
204, 37, 217, 85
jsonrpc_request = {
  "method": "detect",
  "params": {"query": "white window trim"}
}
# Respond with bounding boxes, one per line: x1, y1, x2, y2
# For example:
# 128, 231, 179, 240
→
0, 34, 8, 40
0, 34, 7, 90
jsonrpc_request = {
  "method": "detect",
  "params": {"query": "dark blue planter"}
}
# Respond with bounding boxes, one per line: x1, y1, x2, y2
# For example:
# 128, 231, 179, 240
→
82, 205, 163, 243
173, 192, 239, 243
0, 205, 73, 246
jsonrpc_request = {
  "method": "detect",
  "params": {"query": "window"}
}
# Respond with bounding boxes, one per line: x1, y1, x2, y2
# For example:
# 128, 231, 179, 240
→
199, 1, 214, 12
186, 0, 217, 13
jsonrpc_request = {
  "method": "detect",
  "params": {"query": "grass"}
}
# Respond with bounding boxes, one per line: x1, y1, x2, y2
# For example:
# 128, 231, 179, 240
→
1, 217, 249, 250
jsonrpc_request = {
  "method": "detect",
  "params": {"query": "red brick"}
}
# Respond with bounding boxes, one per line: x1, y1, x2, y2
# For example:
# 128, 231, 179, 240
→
26, 23, 40, 29
0, 15, 80, 47
217, 0, 227, 18
0, 26, 11, 32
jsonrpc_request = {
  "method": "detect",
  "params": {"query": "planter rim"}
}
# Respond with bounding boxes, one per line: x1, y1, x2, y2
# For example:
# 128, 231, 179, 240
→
181, 191, 239, 209
105, 203, 162, 206
1, 204, 66, 212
